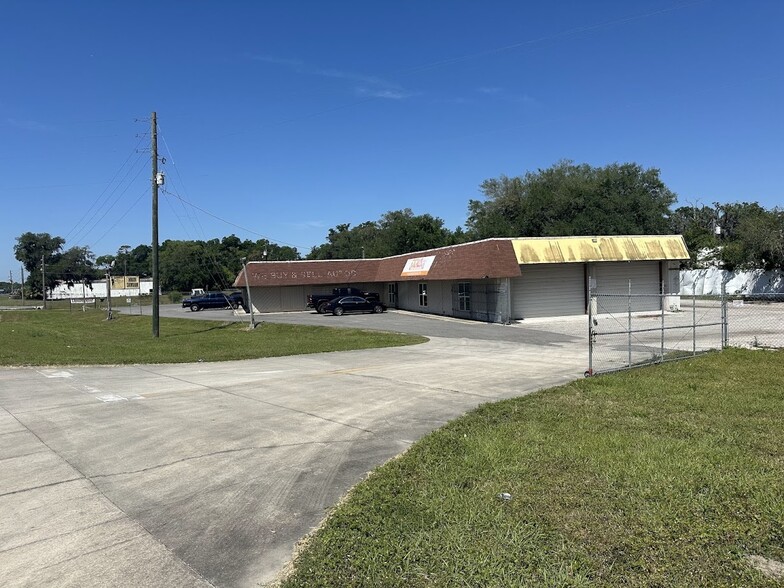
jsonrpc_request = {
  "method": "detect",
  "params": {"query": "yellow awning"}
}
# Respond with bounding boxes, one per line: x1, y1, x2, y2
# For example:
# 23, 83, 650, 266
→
511, 235, 689, 264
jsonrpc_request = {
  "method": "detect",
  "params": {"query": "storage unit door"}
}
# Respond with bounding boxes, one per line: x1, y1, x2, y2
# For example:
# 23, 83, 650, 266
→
280, 286, 306, 311
592, 262, 661, 313
511, 264, 585, 319
253, 287, 283, 312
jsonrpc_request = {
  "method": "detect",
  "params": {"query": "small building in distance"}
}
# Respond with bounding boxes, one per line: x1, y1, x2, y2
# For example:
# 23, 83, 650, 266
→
50, 276, 155, 299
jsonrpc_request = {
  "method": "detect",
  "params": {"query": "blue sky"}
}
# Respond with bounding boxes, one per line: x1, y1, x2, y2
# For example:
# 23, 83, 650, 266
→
1, 0, 782, 280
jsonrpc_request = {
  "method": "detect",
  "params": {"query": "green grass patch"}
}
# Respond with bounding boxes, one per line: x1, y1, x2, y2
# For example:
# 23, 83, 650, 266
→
283, 349, 784, 587
0, 310, 426, 365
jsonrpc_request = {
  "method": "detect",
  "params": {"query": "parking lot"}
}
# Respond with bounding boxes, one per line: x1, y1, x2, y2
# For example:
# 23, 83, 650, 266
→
0, 309, 588, 587
150, 302, 586, 346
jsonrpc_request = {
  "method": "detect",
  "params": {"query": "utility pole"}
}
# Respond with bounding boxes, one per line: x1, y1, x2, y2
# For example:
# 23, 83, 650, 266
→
41, 254, 47, 310
241, 258, 256, 329
20, 265, 25, 305
106, 268, 113, 320
151, 111, 160, 338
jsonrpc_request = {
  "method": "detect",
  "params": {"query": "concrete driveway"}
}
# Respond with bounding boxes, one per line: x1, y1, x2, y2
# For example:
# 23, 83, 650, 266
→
0, 314, 588, 587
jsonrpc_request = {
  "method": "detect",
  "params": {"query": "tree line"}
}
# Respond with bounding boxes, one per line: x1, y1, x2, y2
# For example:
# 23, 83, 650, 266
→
13, 234, 298, 297
13, 160, 782, 298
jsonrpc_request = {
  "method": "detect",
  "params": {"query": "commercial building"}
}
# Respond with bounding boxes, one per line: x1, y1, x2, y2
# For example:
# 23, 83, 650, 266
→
233, 235, 689, 322
49, 277, 155, 300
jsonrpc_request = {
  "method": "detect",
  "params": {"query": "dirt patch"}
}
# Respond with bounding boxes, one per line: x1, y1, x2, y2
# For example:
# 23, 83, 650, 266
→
747, 554, 784, 580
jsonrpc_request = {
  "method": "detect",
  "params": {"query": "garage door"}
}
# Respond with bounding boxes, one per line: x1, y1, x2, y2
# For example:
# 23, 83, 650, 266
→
254, 287, 283, 312
250, 286, 307, 312
511, 264, 585, 319
591, 262, 661, 313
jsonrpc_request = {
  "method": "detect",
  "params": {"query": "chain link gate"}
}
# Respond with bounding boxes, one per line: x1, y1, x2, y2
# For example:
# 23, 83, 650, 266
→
587, 282, 728, 376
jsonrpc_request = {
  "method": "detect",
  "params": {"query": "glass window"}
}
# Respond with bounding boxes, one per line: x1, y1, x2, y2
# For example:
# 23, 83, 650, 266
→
458, 282, 471, 311
418, 283, 428, 307
387, 283, 396, 305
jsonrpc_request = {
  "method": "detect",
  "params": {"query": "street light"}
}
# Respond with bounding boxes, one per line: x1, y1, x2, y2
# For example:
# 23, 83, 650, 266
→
240, 257, 256, 329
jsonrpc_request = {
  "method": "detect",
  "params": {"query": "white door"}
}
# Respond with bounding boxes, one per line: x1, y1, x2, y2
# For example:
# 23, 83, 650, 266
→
591, 262, 661, 313
510, 264, 585, 319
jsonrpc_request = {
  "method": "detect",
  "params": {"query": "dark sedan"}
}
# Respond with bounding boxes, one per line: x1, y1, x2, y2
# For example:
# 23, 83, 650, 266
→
182, 291, 244, 311
323, 296, 386, 316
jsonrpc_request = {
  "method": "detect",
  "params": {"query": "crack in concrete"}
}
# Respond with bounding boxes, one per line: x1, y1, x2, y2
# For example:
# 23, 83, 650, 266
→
343, 371, 490, 399
0, 449, 49, 463
90, 438, 366, 480
133, 366, 375, 434
0, 404, 217, 587
0, 515, 127, 555
37, 536, 140, 571
0, 477, 84, 499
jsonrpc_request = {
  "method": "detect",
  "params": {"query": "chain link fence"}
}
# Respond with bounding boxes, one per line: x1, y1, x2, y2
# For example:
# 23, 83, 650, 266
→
587, 285, 784, 376
725, 292, 784, 349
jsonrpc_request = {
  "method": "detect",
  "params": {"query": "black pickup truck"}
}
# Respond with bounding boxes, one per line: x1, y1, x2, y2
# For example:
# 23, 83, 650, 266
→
307, 287, 380, 314
183, 291, 244, 312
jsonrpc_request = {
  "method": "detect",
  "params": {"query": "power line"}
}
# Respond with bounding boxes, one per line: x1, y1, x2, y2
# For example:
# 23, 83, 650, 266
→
161, 187, 303, 250
158, 126, 304, 250
160, 188, 234, 291
63, 135, 147, 242
157, 127, 296, 291
90, 187, 148, 248
69, 155, 148, 247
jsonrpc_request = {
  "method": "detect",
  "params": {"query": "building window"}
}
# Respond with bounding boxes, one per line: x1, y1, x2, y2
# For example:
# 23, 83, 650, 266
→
458, 282, 471, 311
387, 283, 397, 305
418, 283, 428, 307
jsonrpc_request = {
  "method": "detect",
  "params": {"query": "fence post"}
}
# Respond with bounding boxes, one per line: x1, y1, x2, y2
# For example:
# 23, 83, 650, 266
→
588, 284, 594, 376
692, 281, 697, 356
660, 280, 665, 361
627, 280, 632, 367
721, 281, 728, 348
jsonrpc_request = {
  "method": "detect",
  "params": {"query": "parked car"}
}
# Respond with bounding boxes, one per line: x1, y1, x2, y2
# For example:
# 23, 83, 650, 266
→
308, 287, 380, 314
182, 291, 244, 311
323, 296, 386, 316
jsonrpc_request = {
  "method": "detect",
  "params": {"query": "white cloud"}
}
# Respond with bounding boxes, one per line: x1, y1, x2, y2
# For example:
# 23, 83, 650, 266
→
250, 54, 304, 68
476, 87, 537, 105
6, 118, 54, 132
355, 87, 411, 100
250, 54, 410, 100
286, 220, 326, 230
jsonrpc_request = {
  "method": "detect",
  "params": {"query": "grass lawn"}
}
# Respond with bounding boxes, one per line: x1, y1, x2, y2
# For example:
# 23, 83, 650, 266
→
282, 349, 784, 587
0, 310, 426, 365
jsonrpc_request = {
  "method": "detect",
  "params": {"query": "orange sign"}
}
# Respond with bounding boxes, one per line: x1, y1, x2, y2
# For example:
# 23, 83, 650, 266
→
401, 255, 436, 277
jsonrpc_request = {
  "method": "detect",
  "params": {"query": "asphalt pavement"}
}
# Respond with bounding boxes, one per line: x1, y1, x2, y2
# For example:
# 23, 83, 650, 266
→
1, 309, 588, 587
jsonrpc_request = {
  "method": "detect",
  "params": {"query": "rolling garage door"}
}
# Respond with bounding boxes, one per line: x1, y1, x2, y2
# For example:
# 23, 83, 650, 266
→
510, 263, 585, 319
591, 261, 661, 313
254, 287, 283, 312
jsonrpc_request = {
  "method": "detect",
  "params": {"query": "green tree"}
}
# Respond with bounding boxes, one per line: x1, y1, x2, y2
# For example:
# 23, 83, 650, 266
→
95, 254, 116, 268
309, 222, 380, 259
668, 205, 721, 266
719, 204, 784, 270
467, 161, 677, 239
50, 246, 98, 286
308, 209, 456, 260
98, 236, 299, 293
377, 209, 453, 255
127, 244, 151, 277
14, 232, 66, 298
14, 232, 65, 273
159, 240, 212, 292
